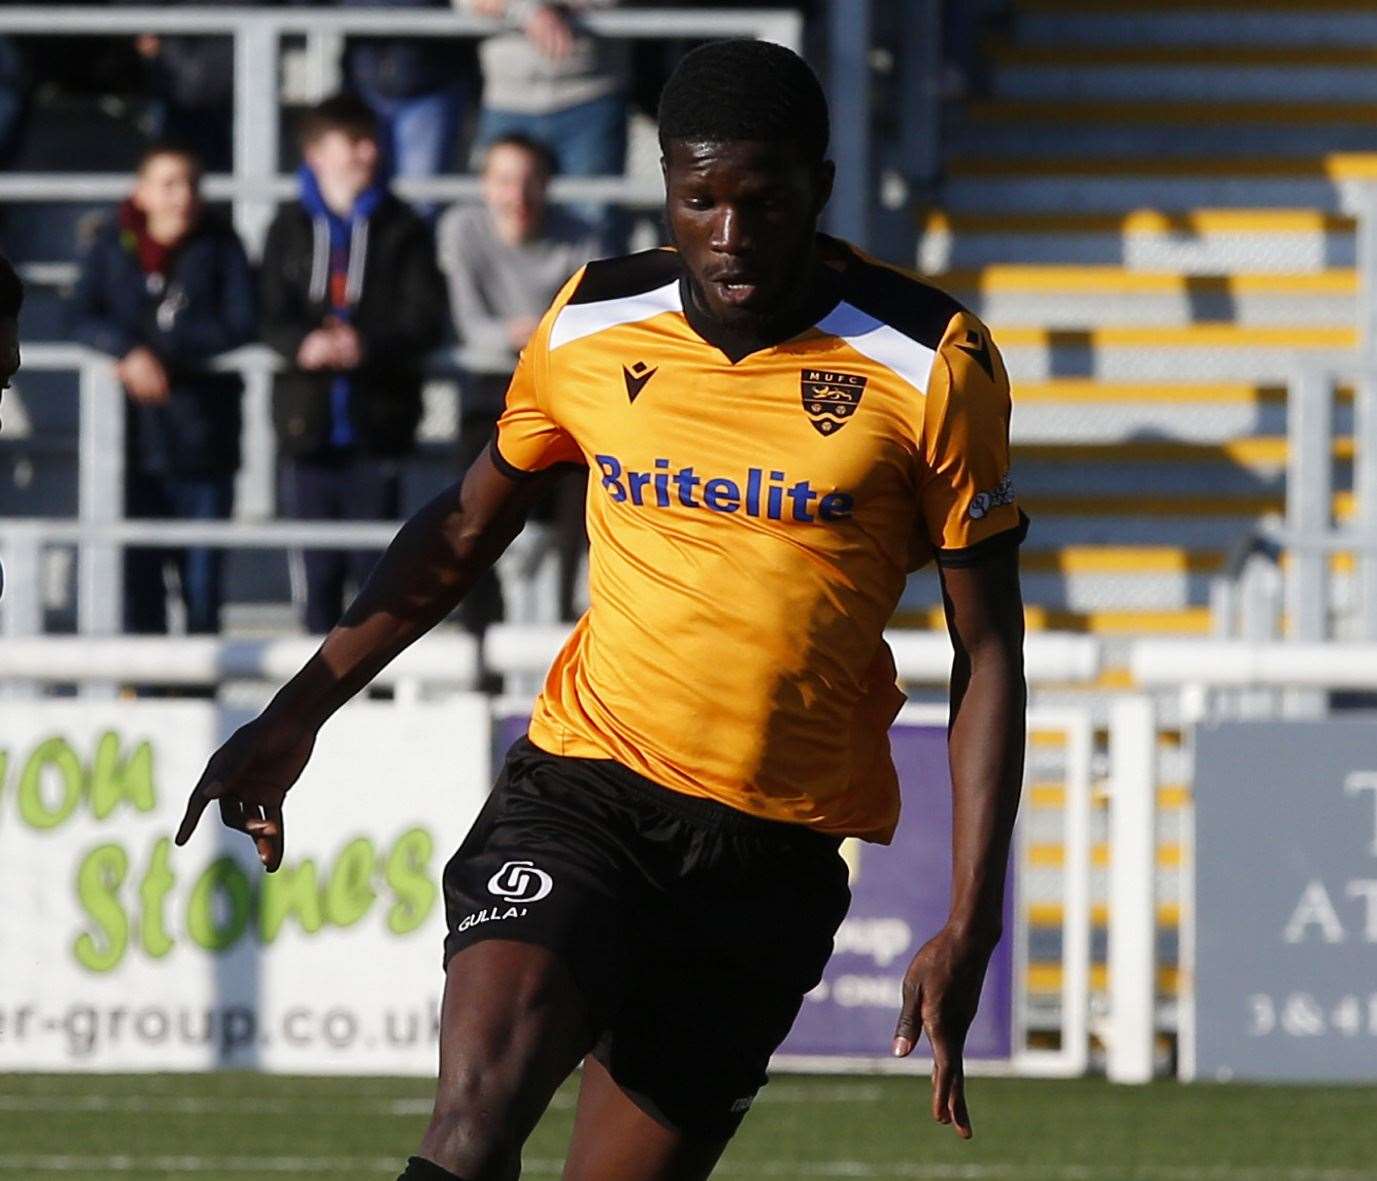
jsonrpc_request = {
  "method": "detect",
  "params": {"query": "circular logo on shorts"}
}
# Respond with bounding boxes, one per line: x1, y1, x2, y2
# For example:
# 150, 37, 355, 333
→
487, 860, 554, 903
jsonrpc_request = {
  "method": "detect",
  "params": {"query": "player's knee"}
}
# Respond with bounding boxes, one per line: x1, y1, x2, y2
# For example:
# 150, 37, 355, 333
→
421, 1067, 528, 1179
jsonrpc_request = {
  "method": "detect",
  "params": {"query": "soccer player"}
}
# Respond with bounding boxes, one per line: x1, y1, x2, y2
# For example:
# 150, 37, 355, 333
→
176, 40, 1027, 1181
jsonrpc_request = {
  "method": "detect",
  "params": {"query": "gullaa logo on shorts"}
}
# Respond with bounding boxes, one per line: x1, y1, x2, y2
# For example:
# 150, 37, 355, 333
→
487, 859, 555, 904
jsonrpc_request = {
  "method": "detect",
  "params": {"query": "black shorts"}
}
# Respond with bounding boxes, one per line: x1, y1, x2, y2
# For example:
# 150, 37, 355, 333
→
442, 737, 852, 1140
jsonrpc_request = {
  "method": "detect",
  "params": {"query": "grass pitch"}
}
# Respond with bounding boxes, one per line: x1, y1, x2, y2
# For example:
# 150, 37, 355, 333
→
1, 1071, 1375, 1180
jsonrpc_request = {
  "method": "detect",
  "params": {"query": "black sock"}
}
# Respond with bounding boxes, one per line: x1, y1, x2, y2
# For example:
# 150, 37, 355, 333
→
398, 1157, 465, 1181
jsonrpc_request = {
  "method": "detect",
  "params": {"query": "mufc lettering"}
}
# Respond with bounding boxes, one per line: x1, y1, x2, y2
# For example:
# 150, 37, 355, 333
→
800, 369, 867, 437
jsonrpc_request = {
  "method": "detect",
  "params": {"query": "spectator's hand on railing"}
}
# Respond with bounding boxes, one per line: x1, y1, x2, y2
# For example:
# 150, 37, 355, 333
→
175, 713, 318, 873
325, 319, 363, 370
468, 0, 509, 16
116, 346, 170, 405
297, 328, 337, 371
525, 4, 575, 59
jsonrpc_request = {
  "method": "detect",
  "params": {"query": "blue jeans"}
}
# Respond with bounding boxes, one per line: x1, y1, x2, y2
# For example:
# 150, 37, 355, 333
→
124, 471, 235, 635
278, 452, 400, 635
356, 80, 466, 217
479, 92, 627, 242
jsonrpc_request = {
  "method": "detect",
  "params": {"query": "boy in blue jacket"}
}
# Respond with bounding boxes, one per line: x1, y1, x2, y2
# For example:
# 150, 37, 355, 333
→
70, 140, 256, 635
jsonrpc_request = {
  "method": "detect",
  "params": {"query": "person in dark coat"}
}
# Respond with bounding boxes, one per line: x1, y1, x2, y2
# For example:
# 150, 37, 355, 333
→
69, 140, 256, 636
261, 93, 446, 634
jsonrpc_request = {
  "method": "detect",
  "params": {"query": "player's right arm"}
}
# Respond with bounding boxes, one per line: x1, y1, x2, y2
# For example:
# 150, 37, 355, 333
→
175, 270, 587, 871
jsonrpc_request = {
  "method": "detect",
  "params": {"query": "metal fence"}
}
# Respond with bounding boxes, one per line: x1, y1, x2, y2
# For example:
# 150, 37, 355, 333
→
0, 6, 806, 253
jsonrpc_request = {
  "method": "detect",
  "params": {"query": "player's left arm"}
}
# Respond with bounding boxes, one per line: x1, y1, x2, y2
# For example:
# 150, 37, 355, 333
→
892, 310, 1028, 1139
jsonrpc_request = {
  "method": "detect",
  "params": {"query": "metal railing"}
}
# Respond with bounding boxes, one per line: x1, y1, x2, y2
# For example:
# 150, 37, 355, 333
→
1211, 185, 1377, 643
0, 343, 532, 638
0, 6, 806, 253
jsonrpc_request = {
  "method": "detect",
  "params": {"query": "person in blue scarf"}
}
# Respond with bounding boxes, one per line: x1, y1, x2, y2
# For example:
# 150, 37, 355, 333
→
261, 94, 446, 634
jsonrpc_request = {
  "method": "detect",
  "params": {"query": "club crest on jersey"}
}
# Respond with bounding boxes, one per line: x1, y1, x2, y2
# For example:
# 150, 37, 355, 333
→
800, 369, 867, 437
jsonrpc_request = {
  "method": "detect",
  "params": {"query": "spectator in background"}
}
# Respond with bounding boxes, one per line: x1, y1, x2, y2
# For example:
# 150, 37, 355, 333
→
437, 132, 599, 633
343, 0, 478, 216
462, 0, 629, 244
0, 37, 31, 169
69, 141, 256, 635
261, 94, 445, 634
135, 0, 244, 173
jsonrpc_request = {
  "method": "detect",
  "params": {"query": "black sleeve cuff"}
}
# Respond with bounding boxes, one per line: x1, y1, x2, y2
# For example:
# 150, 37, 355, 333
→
934, 510, 1030, 569
488, 436, 539, 481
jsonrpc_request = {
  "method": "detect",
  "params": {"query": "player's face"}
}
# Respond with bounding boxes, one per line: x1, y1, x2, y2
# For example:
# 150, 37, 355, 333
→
0, 316, 19, 434
482, 144, 549, 240
304, 130, 380, 202
133, 153, 202, 236
663, 138, 833, 330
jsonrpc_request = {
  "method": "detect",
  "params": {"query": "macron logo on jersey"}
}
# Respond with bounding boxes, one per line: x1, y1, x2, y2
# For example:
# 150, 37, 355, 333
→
595, 454, 855, 524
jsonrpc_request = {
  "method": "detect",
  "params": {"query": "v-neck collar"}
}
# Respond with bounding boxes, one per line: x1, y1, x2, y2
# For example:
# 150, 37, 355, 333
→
677, 239, 848, 365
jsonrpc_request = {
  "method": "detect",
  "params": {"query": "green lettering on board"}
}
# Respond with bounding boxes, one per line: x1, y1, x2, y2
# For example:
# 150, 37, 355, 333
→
18, 738, 82, 830
322, 838, 376, 928
73, 843, 130, 972
259, 860, 324, 941
89, 733, 155, 819
385, 827, 436, 935
187, 857, 252, 951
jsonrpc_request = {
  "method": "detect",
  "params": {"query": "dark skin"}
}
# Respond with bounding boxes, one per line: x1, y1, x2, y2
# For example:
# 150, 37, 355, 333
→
176, 138, 1025, 1176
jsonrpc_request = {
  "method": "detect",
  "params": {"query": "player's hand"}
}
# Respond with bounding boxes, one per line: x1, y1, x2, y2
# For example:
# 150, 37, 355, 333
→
525, 4, 575, 59
117, 346, 170, 404
892, 925, 997, 1140
175, 714, 317, 872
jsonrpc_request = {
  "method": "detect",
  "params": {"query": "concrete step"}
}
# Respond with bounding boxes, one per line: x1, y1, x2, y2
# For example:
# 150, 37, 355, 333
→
918, 209, 1356, 272
940, 267, 1356, 326
1013, 3, 1377, 49
958, 100, 1377, 159
943, 155, 1377, 215
895, 598, 1216, 636
1008, 380, 1353, 443
953, 124, 1377, 160
991, 45, 1377, 103
993, 322, 1355, 382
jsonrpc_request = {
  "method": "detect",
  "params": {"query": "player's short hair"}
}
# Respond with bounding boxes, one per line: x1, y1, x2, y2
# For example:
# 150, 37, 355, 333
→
298, 93, 380, 148
483, 132, 557, 177
136, 138, 204, 176
0, 253, 24, 320
657, 39, 830, 163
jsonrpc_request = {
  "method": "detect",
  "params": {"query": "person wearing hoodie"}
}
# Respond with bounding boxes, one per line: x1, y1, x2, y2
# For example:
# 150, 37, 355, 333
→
69, 140, 256, 636
260, 93, 446, 634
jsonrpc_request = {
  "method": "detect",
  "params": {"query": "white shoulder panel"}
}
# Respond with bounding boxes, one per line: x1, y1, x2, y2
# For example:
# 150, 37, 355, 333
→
549, 280, 683, 353
814, 301, 935, 395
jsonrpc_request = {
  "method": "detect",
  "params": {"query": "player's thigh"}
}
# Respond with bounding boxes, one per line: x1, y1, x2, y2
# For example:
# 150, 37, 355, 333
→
422, 939, 596, 1158
561, 1056, 730, 1181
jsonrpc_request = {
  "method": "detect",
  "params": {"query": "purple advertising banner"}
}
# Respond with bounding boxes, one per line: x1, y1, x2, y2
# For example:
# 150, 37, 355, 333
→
779, 722, 1014, 1061
492, 718, 1014, 1063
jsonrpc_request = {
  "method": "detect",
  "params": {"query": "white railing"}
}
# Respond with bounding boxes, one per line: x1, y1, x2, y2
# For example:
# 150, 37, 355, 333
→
1116, 643, 1377, 1085
0, 6, 806, 253
0, 343, 520, 638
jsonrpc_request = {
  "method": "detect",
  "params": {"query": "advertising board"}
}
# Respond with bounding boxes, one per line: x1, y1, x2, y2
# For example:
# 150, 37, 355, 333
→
1193, 719, 1377, 1081
0, 700, 489, 1073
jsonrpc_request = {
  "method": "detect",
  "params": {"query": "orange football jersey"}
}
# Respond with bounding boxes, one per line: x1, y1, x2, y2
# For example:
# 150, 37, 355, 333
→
492, 236, 1025, 842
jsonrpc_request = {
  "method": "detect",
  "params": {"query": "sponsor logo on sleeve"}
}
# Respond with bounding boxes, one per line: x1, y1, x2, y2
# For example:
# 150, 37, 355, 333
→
968, 474, 1015, 521
487, 860, 554, 904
